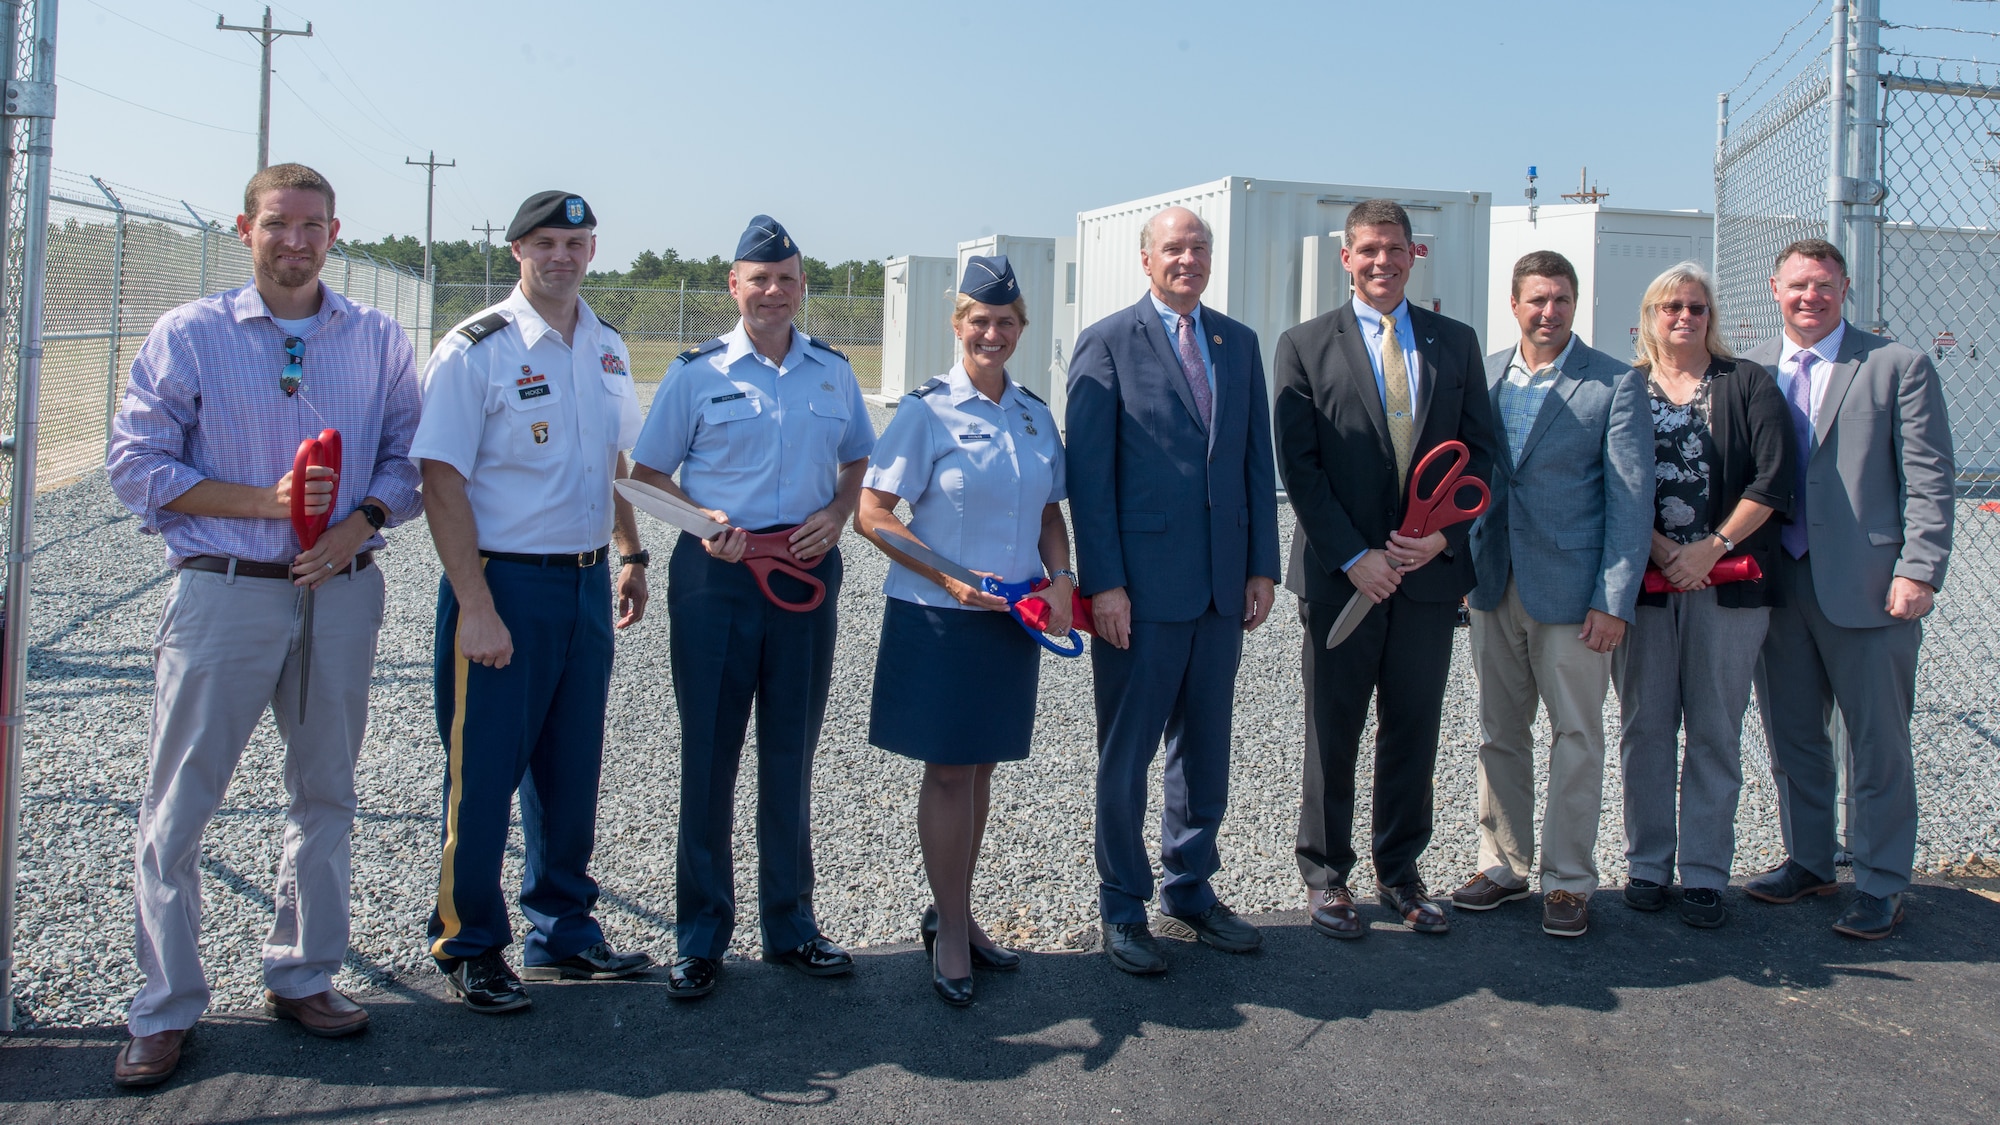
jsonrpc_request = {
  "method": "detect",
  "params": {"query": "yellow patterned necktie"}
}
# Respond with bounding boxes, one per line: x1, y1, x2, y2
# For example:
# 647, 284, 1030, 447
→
1381, 312, 1414, 485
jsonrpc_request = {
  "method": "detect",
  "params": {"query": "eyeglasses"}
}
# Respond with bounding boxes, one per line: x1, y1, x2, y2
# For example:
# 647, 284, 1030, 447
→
1658, 302, 1709, 317
280, 336, 304, 396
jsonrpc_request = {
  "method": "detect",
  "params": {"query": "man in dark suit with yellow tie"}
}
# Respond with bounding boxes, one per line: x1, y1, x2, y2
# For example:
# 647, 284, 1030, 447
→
1274, 199, 1500, 939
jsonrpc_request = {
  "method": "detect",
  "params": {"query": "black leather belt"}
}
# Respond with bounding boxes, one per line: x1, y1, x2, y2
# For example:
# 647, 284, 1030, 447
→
182, 552, 375, 580
480, 546, 609, 568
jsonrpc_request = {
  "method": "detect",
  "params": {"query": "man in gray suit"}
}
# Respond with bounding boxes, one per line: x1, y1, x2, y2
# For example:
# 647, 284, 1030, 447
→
1746, 238, 1954, 940
1451, 251, 1652, 939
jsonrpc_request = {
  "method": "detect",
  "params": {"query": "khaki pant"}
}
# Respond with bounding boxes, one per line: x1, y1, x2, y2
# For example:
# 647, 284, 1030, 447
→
128, 562, 385, 1037
1469, 578, 1612, 895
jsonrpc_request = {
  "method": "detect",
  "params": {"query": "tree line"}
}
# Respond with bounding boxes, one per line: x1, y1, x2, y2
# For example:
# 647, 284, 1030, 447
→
339, 236, 885, 296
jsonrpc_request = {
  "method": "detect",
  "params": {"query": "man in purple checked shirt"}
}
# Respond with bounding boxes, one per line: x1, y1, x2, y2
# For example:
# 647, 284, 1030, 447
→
103, 164, 423, 1089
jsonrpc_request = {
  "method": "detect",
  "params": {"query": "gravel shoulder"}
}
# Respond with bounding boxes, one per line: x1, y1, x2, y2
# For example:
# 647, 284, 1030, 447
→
9, 402, 1999, 1031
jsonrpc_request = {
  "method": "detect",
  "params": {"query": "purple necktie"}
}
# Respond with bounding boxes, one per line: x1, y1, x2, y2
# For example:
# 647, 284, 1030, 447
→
1780, 353, 1815, 559
1176, 314, 1213, 429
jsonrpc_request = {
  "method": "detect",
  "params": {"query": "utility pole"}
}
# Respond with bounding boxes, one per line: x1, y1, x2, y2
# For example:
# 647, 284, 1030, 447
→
216, 7, 312, 172
405, 150, 455, 335
472, 219, 503, 308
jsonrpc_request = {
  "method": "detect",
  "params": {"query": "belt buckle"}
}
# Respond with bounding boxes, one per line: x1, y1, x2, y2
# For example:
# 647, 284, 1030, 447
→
577, 549, 594, 567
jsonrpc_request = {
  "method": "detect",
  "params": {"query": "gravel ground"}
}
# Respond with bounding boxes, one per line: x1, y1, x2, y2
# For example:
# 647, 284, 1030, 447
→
12, 403, 1999, 1029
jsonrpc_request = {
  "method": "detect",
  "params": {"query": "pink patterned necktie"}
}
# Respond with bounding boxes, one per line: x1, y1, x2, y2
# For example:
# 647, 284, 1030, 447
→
1176, 314, 1212, 429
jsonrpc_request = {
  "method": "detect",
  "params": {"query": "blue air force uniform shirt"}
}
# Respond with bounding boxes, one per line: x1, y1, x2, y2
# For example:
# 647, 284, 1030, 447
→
632, 321, 876, 530
863, 362, 1065, 609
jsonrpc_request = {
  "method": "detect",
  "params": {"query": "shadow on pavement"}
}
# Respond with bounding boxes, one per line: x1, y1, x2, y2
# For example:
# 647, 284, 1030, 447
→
6, 880, 1999, 1122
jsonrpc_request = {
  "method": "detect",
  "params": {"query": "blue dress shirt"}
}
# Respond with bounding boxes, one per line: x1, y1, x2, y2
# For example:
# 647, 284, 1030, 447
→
1149, 293, 1216, 403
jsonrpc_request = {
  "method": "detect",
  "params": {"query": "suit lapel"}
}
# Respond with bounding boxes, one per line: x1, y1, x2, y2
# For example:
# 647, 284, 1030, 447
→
1335, 306, 1393, 459
1814, 325, 1864, 446
1202, 303, 1225, 453
1484, 350, 1515, 475
1516, 345, 1588, 467
1136, 298, 1204, 432
1410, 308, 1441, 443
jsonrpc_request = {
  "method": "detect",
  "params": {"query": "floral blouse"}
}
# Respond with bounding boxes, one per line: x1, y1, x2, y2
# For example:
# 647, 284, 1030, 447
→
1648, 374, 1718, 544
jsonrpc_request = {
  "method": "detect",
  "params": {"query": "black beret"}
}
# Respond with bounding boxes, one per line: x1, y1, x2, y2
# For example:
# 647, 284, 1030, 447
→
734, 214, 798, 263
960, 254, 1020, 306
506, 191, 596, 242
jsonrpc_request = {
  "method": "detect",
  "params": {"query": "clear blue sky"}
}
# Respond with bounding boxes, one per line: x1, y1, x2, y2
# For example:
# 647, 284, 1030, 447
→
52, 0, 2000, 270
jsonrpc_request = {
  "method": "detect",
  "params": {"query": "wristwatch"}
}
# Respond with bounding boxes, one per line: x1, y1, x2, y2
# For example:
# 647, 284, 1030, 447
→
1051, 568, 1079, 585
619, 550, 651, 569
356, 502, 387, 530
1711, 532, 1736, 553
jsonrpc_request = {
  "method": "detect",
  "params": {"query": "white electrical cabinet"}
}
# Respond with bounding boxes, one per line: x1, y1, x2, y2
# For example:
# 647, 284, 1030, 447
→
1485, 204, 1715, 361
1072, 175, 1491, 426
878, 255, 957, 401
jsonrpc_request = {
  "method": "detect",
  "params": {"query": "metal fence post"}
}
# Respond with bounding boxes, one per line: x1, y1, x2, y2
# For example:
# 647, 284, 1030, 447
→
90, 175, 120, 458
1, 0, 61, 1034
1849, 0, 1884, 333
1826, 0, 1850, 266
676, 277, 685, 343
180, 201, 207, 296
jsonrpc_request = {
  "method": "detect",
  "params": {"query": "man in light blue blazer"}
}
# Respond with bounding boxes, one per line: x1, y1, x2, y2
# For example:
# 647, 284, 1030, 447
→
1066, 206, 1281, 975
1453, 251, 1652, 939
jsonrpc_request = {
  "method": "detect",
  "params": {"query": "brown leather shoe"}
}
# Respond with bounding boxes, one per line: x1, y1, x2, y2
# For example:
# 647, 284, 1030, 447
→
1543, 889, 1590, 937
263, 988, 369, 1038
1379, 881, 1451, 934
112, 1027, 188, 1088
1308, 885, 1364, 940
1451, 872, 1531, 911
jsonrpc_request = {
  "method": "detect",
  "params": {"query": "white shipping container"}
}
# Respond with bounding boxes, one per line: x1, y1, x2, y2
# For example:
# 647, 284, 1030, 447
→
957, 235, 1058, 404
878, 255, 957, 401
1485, 204, 1715, 360
1072, 175, 1491, 426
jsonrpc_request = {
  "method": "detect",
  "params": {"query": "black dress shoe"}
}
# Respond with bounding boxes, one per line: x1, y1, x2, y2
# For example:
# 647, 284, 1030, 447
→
1378, 881, 1451, 934
519, 941, 654, 981
1624, 878, 1668, 912
440, 950, 531, 1014
1744, 859, 1838, 904
665, 955, 719, 999
1158, 902, 1262, 953
923, 905, 1022, 971
932, 947, 973, 1007
1831, 891, 1905, 940
764, 934, 854, 977
1102, 922, 1167, 975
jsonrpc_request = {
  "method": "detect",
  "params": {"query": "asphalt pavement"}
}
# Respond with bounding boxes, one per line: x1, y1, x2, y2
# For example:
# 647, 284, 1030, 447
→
6, 875, 1998, 1124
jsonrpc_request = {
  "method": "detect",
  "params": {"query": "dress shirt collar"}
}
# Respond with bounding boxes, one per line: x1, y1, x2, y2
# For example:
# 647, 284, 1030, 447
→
228, 280, 350, 330
943, 359, 1027, 410
1779, 318, 1846, 372
504, 284, 600, 350
1149, 292, 1202, 335
722, 318, 814, 373
1352, 296, 1412, 340
1507, 333, 1578, 382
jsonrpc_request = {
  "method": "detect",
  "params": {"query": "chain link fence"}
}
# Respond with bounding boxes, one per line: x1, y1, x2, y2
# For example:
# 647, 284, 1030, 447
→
13, 170, 430, 500
434, 283, 885, 393
1716, 20, 1999, 804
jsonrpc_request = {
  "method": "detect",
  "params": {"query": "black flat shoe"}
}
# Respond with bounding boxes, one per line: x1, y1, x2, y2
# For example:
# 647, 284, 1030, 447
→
932, 947, 973, 1007
764, 934, 855, 977
440, 950, 531, 1015
519, 941, 654, 981
924, 905, 1021, 971
665, 955, 718, 999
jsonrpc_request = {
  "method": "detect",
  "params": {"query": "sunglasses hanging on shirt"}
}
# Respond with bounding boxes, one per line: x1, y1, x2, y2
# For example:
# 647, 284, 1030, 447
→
280, 336, 304, 396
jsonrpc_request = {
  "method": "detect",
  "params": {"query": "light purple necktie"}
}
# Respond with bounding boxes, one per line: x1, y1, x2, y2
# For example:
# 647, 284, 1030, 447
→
1780, 352, 1815, 559
1176, 314, 1213, 429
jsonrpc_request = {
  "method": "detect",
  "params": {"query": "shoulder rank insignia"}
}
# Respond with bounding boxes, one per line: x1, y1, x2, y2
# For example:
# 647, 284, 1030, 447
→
595, 314, 622, 336
909, 377, 947, 399
676, 337, 726, 365
456, 311, 511, 345
1015, 384, 1046, 405
806, 337, 848, 361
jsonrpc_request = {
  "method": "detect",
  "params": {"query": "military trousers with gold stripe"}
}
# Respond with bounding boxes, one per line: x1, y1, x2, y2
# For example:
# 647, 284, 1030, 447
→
427, 556, 613, 967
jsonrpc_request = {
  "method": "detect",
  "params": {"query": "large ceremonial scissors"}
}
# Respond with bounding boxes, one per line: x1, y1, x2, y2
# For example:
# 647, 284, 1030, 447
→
614, 477, 826, 612
1325, 438, 1490, 649
877, 531, 1087, 658
291, 428, 341, 714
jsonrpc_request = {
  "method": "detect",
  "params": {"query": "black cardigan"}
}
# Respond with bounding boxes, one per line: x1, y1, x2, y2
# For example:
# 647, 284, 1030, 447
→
1637, 356, 1796, 610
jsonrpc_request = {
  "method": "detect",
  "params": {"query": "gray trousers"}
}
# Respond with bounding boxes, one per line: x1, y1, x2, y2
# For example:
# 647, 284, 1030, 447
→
1753, 552, 1920, 899
128, 563, 385, 1036
1612, 588, 1769, 890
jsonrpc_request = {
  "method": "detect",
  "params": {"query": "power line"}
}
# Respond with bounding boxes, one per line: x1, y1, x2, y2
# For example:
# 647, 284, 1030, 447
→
268, 69, 423, 185
57, 73, 258, 134
79, 0, 253, 67
216, 6, 314, 171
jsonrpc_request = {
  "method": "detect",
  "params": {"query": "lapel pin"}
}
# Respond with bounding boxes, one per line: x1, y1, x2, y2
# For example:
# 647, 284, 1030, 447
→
1211, 334, 1222, 345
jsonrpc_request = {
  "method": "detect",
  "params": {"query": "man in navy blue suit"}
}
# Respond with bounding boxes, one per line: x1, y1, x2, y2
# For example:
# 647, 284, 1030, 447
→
1066, 206, 1282, 975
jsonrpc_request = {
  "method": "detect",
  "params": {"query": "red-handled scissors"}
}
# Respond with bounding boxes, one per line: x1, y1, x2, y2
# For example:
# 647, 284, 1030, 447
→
290, 428, 341, 715
739, 530, 827, 613
1326, 439, 1490, 650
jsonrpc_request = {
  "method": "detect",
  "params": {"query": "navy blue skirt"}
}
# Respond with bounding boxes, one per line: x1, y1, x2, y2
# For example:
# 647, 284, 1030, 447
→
868, 597, 1039, 764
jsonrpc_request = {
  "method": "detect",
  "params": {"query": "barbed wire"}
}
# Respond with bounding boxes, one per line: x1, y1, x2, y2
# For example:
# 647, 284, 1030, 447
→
1728, 1, 1832, 100
1885, 22, 2000, 37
